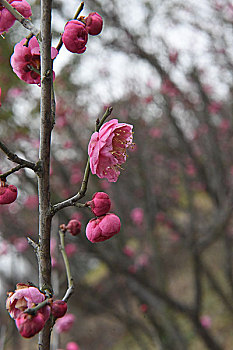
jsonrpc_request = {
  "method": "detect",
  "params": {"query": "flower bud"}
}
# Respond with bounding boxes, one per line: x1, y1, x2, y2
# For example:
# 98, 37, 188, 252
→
0, 183, 17, 204
51, 300, 67, 319
15, 312, 46, 338
86, 213, 121, 243
85, 12, 103, 35
86, 192, 111, 217
66, 219, 81, 236
62, 20, 88, 54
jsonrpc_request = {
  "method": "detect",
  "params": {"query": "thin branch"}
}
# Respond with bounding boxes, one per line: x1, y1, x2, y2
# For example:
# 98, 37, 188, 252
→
58, 229, 74, 302
51, 106, 113, 215
0, 141, 41, 174
55, 1, 85, 53
24, 298, 51, 316
0, 0, 40, 37
0, 164, 27, 180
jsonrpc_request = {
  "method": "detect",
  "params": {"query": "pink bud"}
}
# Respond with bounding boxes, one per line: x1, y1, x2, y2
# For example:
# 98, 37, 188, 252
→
62, 20, 88, 54
15, 312, 46, 338
85, 12, 103, 35
86, 213, 121, 243
0, 183, 17, 204
66, 342, 80, 350
66, 219, 81, 236
200, 315, 212, 329
51, 300, 67, 319
86, 192, 111, 217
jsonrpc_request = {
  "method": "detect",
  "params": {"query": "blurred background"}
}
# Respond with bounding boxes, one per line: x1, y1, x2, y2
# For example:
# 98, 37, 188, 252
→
0, 0, 233, 349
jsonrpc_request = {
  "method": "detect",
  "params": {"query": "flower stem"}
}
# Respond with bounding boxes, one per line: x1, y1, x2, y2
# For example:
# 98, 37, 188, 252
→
59, 230, 74, 302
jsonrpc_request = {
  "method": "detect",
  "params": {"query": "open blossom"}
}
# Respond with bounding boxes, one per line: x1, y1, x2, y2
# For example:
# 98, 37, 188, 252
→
0, 182, 17, 204
0, 0, 32, 35
10, 36, 58, 85
86, 213, 121, 243
6, 283, 50, 321
88, 119, 133, 182
62, 20, 88, 54
85, 12, 103, 35
86, 192, 111, 217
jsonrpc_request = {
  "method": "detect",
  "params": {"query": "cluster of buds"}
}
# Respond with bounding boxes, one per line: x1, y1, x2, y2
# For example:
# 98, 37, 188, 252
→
85, 192, 121, 243
62, 12, 103, 54
6, 283, 68, 338
0, 180, 17, 204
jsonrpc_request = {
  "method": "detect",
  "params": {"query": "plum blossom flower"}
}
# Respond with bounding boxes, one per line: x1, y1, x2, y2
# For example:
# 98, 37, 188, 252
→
200, 315, 212, 329
88, 119, 133, 182
15, 312, 46, 338
86, 192, 111, 217
66, 219, 81, 236
0, 182, 17, 204
86, 213, 121, 243
6, 283, 50, 321
51, 300, 67, 319
10, 36, 58, 85
62, 20, 88, 54
84, 12, 103, 35
0, 0, 32, 35
55, 313, 76, 333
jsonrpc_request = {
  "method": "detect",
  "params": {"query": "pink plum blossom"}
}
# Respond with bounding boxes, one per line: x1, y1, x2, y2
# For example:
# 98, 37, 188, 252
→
66, 342, 80, 350
85, 12, 103, 35
55, 313, 76, 333
62, 20, 88, 54
15, 311, 47, 338
0, 183, 17, 204
130, 207, 144, 226
6, 283, 50, 321
86, 213, 121, 243
86, 192, 111, 217
123, 245, 135, 257
0, 0, 32, 35
10, 36, 58, 85
88, 119, 133, 182
51, 300, 67, 319
66, 219, 81, 236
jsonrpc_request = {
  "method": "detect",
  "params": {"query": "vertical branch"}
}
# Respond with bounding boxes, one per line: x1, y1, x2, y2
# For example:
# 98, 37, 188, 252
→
38, 0, 53, 349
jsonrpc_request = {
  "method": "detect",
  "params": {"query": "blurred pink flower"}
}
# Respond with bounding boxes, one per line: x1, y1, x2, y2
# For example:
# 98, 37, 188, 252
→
149, 128, 162, 139
55, 313, 76, 333
200, 315, 212, 329
0, 240, 8, 255
65, 243, 77, 257
62, 20, 88, 54
161, 79, 179, 97
88, 119, 133, 182
24, 195, 38, 209
13, 237, 28, 253
10, 37, 58, 85
169, 50, 178, 64
86, 213, 121, 243
130, 208, 144, 226
0, 0, 32, 35
122, 245, 135, 257
85, 12, 103, 35
66, 342, 80, 350
208, 101, 222, 114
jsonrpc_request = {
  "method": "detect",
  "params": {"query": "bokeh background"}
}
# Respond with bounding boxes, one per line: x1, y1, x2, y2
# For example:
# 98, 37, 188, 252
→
0, 0, 233, 349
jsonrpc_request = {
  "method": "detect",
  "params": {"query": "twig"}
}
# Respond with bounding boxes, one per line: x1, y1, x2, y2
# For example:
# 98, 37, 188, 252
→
58, 229, 74, 302
0, 164, 27, 180
0, 141, 41, 174
0, 0, 40, 37
55, 1, 85, 53
24, 298, 51, 316
51, 106, 113, 215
